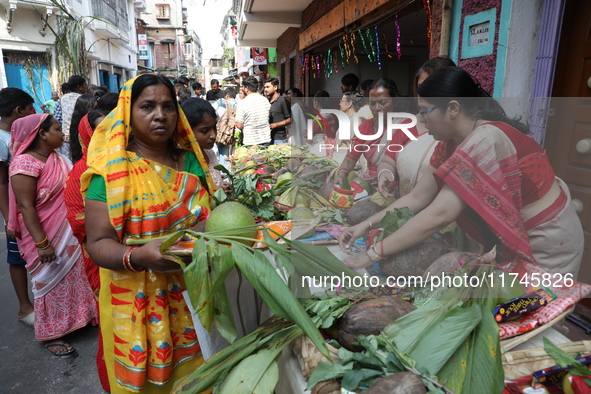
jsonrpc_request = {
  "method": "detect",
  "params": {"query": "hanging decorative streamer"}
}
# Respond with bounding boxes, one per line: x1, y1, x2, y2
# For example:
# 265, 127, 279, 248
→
349, 32, 358, 63
316, 55, 321, 79
395, 12, 401, 60
311, 55, 316, 78
358, 29, 371, 62
374, 25, 382, 70
423, 0, 432, 48
339, 41, 347, 68
300, 55, 305, 75
366, 28, 377, 62
379, 24, 392, 59
333, 49, 339, 73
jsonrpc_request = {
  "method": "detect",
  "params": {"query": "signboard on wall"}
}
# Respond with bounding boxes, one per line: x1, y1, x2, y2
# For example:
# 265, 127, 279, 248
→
469, 21, 490, 46
138, 34, 149, 60
252, 47, 267, 65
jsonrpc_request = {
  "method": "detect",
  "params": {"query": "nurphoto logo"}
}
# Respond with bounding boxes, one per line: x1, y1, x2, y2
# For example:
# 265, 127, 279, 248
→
307, 111, 418, 153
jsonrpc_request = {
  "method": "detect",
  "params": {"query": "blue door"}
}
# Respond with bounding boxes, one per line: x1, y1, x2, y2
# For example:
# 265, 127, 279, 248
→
5, 63, 53, 114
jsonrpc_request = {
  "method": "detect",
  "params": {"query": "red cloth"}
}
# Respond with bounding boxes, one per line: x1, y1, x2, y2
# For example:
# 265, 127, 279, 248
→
64, 114, 99, 292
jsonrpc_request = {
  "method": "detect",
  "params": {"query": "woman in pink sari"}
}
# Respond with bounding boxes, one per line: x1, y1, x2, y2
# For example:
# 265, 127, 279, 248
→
9, 113, 97, 355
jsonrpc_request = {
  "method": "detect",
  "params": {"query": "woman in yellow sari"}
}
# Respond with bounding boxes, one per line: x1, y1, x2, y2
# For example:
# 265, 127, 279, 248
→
82, 74, 215, 393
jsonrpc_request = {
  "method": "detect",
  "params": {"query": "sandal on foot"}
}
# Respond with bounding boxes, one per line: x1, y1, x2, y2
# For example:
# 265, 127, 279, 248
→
45, 342, 75, 357
19, 311, 34, 327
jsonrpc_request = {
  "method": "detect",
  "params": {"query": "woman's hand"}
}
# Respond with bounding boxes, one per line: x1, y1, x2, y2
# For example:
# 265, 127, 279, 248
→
334, 170, 347, 187
378, 171, 396, 197
37, 244, 56, 263
343, 252, 373, 270
339, 222, 369, 251
134, 238, 183, 273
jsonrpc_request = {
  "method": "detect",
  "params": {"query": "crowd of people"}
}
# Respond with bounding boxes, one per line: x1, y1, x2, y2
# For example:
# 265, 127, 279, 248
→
0, 57, 584, 393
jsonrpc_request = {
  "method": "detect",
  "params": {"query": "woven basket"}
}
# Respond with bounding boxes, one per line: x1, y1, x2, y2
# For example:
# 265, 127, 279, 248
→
291, 334, 340, 378
503, 339, 591, 380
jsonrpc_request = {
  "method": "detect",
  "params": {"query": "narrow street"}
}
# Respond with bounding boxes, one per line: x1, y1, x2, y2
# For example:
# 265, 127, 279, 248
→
0, 230, 104, 394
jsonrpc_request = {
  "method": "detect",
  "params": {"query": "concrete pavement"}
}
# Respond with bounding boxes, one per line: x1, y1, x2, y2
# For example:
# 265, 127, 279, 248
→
0, 231, 105, 394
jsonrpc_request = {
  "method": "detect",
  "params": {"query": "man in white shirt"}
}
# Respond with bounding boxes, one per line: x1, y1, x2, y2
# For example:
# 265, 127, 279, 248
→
235, 76, 271, 147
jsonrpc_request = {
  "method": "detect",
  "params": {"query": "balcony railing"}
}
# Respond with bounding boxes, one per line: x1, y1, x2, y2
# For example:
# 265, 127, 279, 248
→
93, 0, 128, 32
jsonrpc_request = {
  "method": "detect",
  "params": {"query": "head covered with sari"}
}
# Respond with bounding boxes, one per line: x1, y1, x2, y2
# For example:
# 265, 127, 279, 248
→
10, 113, 51, 158
81, 74, 215, 239
8, 113, 69, 238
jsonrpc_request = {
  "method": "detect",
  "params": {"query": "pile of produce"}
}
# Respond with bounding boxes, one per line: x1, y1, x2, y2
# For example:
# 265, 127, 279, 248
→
303, 248, 512, 394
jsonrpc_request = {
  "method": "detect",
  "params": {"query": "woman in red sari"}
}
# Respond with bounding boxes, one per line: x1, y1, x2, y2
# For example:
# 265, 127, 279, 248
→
340, 67, 584, 278
9, 114, 97, 355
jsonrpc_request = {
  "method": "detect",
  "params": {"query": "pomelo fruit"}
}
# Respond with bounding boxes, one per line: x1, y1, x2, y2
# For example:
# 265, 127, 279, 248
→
294, 191, 309, 208
205, 202, 257, 245
289, 207, 316, 238
494, 271, 527, 304
370, 191, 396, 207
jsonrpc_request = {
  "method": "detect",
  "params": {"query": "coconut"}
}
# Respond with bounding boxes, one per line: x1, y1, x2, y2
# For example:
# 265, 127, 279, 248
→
379, 237, 449, 278
364, 372, 427, 394
251, 153, 267, 164
285, 158, 301, 172
318, 182, 335, 200
289, 207, 317, 238
338, 297, 416, 352
421, 251, 470, 282
263, 165, 276, 174
346, 200, 382, 226
205, 202, 257, 245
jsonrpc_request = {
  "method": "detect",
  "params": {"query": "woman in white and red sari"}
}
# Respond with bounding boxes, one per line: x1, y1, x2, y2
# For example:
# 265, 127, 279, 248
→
340, 67, 584, 278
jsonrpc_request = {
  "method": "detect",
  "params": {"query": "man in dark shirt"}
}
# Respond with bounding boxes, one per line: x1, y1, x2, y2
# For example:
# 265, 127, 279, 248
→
264, 77, 291, 144
206, 79, 225, 101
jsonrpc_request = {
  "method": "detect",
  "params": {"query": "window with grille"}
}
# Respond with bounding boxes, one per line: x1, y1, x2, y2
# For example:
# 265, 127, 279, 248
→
156, 4, 170, 19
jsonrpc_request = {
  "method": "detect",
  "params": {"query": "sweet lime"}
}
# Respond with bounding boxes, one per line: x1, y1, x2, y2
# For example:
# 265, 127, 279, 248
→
205, 202, 257, 245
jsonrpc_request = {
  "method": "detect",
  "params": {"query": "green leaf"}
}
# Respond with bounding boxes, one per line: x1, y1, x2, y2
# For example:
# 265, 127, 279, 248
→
543, 337, 591, 377
340, 368, 384, 391
306, 361, 353, 390
219, 349, 282, 394
385, 301, 482, 376
438, 299, 504, 394
232, 244, 331, 360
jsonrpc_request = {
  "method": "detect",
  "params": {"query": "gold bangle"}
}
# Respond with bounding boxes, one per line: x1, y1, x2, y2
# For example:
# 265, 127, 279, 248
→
35, 236, 48, 246
367, 219, 373, 231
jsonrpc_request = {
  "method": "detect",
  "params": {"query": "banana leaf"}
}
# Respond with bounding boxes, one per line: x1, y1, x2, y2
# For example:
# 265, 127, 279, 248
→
185, 237, 215, 330
232, 243, 331, 360
384, 300, 482, 377
219, 325, 301, 394
437, 296, 504, 394
171, 317, 294, 394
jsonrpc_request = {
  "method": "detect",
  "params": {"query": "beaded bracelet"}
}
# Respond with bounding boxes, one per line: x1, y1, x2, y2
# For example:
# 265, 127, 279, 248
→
122, 246, 145, 272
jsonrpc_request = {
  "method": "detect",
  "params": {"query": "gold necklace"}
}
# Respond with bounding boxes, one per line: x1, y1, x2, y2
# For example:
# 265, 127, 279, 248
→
135, 143, 178, 171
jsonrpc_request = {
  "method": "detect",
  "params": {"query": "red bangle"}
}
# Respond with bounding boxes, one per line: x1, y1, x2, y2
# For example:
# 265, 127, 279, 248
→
122, 246, 144, 272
